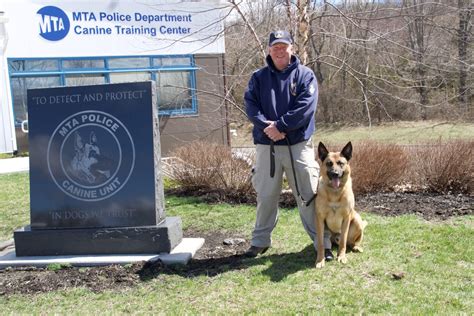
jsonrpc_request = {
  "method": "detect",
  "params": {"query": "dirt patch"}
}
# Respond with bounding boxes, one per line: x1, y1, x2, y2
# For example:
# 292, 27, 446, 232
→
0, 192, 472, 296
357, 192, 473, 220
172, 188, 473, 220
0, 263, 143, 295
0, 229, 249, 296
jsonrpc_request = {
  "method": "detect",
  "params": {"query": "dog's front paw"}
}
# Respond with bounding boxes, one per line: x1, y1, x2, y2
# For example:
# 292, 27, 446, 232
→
352, 246, 363, 253
337, 255, 347, 264
315, 259, 325, 269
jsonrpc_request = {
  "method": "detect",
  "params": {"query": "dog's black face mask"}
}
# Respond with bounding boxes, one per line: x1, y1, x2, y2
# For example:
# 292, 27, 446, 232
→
325, 160, 345, 188
318, 142, 352, 189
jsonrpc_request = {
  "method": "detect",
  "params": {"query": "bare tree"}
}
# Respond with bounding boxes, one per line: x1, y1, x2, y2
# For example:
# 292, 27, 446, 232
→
223, 0, 473, 126
457, 0, 472, 113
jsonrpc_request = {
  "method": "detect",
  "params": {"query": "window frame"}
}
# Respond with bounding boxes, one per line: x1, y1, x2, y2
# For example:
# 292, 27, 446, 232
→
8, 55, 199, 121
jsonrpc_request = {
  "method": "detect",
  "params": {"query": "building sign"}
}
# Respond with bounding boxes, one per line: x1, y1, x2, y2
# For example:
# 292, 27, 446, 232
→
37, 6, 71, 41
2, 0, 226, 57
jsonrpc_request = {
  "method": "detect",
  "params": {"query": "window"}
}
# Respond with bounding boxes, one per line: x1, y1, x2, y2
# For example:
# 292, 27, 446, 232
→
153, 56, 192, 67
109, 72, 151, 84
8, 55, 198, 125
9, 60, 59, 72
108, 57, 149, 69
65, 74, 106, 86
62, 59, 105, 69
156, 71, 193, 113
11, 76, 61, 124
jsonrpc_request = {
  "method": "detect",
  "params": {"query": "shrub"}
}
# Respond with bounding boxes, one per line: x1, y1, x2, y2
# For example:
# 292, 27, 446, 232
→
346, 141, 409, 194
412, 140, 474, 194
168, 140, 472, 203
169, 141, 255, 203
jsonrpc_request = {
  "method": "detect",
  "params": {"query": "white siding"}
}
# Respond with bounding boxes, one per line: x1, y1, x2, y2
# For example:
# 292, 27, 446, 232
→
0, 12, 17, 154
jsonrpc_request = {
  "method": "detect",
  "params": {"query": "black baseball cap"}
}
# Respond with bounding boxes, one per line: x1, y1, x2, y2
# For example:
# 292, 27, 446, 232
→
269, 30, 293, 46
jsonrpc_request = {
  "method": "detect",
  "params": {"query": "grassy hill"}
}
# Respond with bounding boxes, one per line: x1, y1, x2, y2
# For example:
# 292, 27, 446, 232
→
230, 121, 474, 147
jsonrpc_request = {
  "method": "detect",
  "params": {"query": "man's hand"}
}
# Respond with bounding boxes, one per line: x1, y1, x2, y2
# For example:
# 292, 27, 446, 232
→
264, 121, 286, 142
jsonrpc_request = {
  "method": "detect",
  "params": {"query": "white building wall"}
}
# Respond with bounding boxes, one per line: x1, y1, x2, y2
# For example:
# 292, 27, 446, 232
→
0, 0, 227, 154
4, 0, 225, 58
0, 12, 17, 154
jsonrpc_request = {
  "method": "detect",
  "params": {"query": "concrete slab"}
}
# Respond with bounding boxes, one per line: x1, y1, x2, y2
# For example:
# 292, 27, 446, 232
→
0, 239, 14, 251
0, 237, 204, 269
0, 157, 29, 174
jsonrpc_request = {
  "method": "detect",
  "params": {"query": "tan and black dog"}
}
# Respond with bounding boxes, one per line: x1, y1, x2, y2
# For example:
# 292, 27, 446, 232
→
315, 142, 367, 269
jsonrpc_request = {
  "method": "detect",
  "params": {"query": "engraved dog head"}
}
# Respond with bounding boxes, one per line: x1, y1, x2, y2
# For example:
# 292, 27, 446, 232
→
318, 142, 352, 189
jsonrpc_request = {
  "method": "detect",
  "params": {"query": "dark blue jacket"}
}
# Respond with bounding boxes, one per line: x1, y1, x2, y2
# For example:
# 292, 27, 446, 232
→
244, 55, 318, 145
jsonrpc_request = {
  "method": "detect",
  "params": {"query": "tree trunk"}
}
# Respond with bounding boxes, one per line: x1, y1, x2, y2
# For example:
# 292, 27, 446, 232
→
405, 0, 429, 120
296, 0, 310, 65
458, 0, 472, 114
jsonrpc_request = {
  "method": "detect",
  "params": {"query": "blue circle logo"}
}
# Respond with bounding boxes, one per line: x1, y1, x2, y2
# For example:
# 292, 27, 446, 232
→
37, 6, 70, 41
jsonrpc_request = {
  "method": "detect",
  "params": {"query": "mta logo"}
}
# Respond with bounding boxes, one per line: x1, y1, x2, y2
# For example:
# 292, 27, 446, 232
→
37, 6, 70, 41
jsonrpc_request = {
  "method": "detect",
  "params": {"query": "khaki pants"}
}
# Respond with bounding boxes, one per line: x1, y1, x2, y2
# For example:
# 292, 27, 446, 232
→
251, 139, 331, 249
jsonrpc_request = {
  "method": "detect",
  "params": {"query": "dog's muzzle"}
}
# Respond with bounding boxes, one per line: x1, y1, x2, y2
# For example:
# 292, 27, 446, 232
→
327, 171, 343, 189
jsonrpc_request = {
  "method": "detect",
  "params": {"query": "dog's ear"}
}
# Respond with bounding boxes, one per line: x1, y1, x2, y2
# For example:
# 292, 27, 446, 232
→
74, 132, 81, 150
341, 142, 352, 161
318, 142, 329, 162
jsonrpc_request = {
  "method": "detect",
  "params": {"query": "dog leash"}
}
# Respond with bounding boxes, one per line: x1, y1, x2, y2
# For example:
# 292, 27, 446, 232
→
270, 139, 317, 207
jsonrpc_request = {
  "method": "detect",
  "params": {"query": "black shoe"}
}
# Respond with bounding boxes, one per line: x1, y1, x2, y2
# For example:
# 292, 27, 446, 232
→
244, 246, 269, 258
325, 249, 334, 261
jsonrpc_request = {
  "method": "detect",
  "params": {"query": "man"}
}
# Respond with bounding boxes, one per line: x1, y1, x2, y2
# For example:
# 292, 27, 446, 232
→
244, 30, 332, 259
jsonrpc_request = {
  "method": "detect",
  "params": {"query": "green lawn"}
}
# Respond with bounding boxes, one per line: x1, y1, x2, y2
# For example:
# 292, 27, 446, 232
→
314, 121, 474, 145
0, 173, 29, 239
0, 173, 473, 314
231, 120, 474, 147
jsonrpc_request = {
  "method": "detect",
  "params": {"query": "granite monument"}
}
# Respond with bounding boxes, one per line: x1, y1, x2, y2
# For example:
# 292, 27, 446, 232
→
14, 81, 182, 256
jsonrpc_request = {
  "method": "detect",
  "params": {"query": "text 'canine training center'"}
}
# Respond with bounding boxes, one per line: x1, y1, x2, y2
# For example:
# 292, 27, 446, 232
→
0, 0, 228, 156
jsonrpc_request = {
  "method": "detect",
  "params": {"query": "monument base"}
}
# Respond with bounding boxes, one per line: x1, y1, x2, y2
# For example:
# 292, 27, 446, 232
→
14, 217, 182, 257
